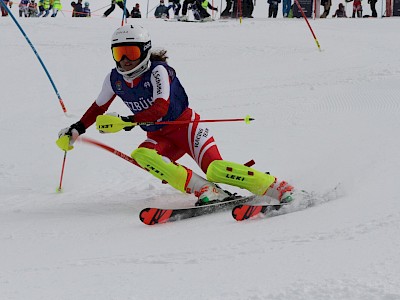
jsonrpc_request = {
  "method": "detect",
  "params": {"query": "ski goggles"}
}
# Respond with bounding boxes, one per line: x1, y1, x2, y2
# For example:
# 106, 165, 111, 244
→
112, 45, 142, 62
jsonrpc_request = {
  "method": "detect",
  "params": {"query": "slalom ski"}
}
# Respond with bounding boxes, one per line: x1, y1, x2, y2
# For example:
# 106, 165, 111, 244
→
139, 195, 255, 225
231, 203, 288, 221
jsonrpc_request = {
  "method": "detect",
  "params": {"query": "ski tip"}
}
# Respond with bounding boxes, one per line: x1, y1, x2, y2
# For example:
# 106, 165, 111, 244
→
139, 208, 173, 225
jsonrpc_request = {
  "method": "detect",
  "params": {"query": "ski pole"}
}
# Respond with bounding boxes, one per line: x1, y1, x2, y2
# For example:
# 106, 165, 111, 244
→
0, 0, 68, 115
57, 151, 68, 192
96, 115, 254, 133
293, 0, 321, 51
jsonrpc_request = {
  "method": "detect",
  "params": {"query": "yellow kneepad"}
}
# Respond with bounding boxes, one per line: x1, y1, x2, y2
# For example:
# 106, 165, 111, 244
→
131, 148, 188, 192
206, 160, 275, 195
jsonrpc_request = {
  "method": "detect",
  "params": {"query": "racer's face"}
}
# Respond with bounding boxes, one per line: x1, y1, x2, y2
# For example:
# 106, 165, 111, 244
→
119, 56, 140, 72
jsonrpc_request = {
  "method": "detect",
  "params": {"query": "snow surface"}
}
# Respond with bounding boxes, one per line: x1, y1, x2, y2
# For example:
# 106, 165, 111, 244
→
1, 9, 400, 300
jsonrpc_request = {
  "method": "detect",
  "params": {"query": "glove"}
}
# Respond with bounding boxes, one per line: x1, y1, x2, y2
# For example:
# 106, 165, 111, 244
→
98, 112, 135, 133
97, 113, 136, 133
121, 115, 135, 131
56, 121, 86, 151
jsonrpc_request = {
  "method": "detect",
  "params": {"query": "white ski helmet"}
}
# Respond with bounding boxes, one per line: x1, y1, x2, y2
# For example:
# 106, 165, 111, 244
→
111, 24, 152, 79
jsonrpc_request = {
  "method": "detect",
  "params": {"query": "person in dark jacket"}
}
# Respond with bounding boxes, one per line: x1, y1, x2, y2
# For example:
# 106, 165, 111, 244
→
73, 0, 83, 16
220, 0, 232, 17
169, 0, 181, 18
131, 3, 141, 17
103, 0, 130, 17
154, 0, 170, 18
267, 0, 281, 18
320, 0, 331, 18
332, 3, 347, 17
242, 0, 253, 17
82, 1, 91, 17
368, 0, 377, 17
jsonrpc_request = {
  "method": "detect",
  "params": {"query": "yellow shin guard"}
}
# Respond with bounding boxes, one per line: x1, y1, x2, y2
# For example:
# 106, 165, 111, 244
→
206, 160, 276, 195
131, 148, 188, 193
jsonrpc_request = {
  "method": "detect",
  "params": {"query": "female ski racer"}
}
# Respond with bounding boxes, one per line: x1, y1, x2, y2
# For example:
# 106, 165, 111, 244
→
57, 24, 296, 206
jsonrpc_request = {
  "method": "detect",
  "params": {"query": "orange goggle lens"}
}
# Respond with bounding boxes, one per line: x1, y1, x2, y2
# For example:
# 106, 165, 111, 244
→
112, 45, 141, 62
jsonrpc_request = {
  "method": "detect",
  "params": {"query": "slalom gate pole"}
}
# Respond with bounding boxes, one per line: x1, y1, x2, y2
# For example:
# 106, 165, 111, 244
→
0, 0, 68, 115
121, 0, 128, 25
92, 4, 111, 13
293, 0, 322, 51
79, 136, 141, 168
57, 151, 68, 192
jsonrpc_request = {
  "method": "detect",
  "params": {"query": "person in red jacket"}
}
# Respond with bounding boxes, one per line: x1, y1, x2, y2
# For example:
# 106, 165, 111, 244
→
1, 0, 11, 16
57, 24, 297, 206
352, 0, 362, 17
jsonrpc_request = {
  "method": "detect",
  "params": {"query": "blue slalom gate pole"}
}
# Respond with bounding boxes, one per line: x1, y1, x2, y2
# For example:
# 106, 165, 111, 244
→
0, 0, 68, 114
121, 0, 128, 25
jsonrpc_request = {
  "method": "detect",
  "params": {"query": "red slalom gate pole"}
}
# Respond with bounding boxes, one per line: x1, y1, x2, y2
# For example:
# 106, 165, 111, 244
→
78, 136, 141, 168
294, 0, 322, 51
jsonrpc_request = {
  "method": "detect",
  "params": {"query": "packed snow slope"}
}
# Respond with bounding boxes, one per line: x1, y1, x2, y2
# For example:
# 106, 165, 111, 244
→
1, 14, 400, 300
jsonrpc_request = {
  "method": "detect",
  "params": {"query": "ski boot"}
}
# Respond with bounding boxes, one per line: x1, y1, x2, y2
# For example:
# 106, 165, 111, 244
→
194, 183, 231, 206
265, 178, 295, 204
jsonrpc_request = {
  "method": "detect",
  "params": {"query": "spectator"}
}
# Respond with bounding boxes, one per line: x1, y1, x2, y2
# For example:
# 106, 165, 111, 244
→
19, 0, 29, 17
51, 0, 62, 17
169, 0, 181, 18
288, 3, 294, 17
220, 0, 232, 17
320, 0, 331, 18
42, 0, 50, 17
154, 0, 169, 18
332, 3, 347, 17
267, 0, 281, 18
27, 0, 38, 16
352, 0, 362, 17
131, 2, 141, 18
37, 0, 44, 16
180, 0, 214, 21
190, 0, 218, 22
282, 0, 291, 17
103, 0, 130, 18
242, 0, 253, 17
1, 0, 11, 16
74, 0, 84, 16
82, 1, 92, 18
71, 1, 76, 16
368, 0, 377, 17
82, 1, 91, 16
201, 0, 218, 15
190, 0, 215, 21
